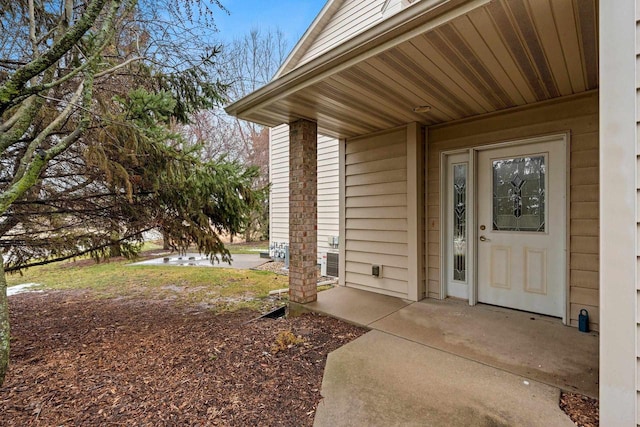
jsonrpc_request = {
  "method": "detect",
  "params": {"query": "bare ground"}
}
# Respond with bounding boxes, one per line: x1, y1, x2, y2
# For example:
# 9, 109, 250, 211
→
1, 291, 366, 426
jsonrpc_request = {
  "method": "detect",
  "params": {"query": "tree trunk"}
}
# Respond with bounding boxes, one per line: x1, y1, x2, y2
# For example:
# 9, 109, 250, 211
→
162, 231, 170, 250
109, 232, 121, 257
0, 253, 9, 386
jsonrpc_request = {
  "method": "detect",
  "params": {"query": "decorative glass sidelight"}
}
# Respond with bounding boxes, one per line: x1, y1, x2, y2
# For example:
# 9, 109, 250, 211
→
453, 164, 467, 281
492, 156, 546, 232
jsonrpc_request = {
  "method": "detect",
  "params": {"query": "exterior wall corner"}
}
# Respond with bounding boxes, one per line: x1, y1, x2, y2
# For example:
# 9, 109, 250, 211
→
599, 0, 638, 423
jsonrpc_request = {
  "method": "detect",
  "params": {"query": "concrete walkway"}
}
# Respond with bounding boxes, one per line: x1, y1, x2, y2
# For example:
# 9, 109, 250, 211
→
304, 287, 598, 426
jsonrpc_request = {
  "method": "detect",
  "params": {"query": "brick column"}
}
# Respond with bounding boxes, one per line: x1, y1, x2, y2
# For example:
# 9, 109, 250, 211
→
289, 119, 317, 304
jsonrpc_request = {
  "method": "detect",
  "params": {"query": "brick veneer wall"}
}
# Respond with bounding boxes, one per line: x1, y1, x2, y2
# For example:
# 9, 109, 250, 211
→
288, 119, 318, 303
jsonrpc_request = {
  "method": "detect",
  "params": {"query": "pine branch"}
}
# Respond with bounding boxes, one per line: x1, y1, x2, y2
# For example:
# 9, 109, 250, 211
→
4, 226, 155, 272
11, 191, 154, 205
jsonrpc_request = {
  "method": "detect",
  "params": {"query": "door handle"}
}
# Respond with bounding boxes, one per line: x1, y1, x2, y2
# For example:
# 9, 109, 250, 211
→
479, 235, 490, 242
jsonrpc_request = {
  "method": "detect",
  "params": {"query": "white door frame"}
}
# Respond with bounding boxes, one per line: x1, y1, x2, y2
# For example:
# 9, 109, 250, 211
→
440, 133, 570, 323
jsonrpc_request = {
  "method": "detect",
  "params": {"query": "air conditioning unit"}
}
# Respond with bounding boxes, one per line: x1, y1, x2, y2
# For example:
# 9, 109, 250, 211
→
321, 253, 328, 276
320, 252, 339, 277
326, 252, 339, 277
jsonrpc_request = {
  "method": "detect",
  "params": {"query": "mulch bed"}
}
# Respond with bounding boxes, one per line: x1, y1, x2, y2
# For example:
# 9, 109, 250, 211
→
560, 392, 599, 427
1, 291, 367, 426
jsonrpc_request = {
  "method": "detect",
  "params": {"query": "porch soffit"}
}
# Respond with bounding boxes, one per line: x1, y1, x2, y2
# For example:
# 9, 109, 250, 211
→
226, 0, 598, 140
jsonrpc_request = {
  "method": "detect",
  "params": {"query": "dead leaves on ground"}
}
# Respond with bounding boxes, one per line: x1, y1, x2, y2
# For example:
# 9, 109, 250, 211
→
560, 392, 599, 427
1, 291, 366, 426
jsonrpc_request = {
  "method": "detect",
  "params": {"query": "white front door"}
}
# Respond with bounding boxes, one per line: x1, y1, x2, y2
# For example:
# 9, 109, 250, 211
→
477, 138, 566, 317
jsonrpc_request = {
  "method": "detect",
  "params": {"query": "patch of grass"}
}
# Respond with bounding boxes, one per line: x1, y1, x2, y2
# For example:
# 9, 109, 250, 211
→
7, 258, 289, 312
317, 284, 333, 293
141, 240, 164, 252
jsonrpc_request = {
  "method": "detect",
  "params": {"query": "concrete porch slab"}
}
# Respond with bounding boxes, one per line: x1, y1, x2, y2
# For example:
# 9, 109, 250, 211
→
370, 299, 599, 398
314, 330, 575, 427
305, 286, 411, 326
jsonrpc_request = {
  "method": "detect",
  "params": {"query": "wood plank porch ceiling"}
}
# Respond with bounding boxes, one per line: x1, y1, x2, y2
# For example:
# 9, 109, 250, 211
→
237, 0, 598, 139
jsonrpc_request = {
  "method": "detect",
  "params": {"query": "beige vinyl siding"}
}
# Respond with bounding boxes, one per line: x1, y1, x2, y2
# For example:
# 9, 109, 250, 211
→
295, 0, 387, 68
636, 1, 640, 418
318, 135, 340, 257
344, 127, 409, 298
428, 91, 599, 329
269, 126, 340, 263
269, 125, 290, 245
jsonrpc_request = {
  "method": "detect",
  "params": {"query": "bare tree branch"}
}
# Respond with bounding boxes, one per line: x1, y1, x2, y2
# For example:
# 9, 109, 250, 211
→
95, 56, 146, 78
11, 81, 85, 185
0, 0, 111, 112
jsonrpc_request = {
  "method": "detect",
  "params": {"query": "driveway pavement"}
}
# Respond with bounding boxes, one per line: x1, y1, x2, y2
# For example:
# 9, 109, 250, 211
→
130, 253, 267, 269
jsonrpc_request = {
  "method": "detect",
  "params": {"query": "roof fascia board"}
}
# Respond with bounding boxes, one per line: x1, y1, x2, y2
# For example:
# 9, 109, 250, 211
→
225, 0, 491, 121
273, 0, 342, 79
